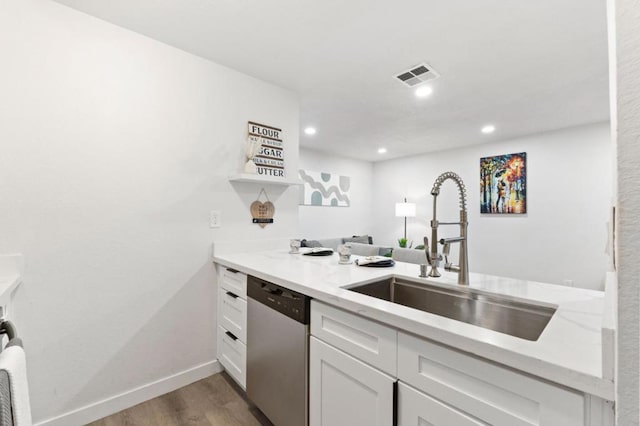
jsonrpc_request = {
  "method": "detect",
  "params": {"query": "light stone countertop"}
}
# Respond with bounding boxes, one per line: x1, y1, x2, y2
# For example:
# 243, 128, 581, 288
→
213, 249, 614, 400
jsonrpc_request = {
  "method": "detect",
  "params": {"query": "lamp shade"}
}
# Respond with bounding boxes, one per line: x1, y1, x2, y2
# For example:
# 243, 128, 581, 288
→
395, 201, 416, 217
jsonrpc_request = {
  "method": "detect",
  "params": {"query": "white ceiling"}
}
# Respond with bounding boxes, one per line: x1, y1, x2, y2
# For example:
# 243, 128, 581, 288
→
52, 0, 610, 162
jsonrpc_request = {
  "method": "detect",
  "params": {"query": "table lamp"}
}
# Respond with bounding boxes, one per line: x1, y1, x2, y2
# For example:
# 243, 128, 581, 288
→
395, 198, 416, 240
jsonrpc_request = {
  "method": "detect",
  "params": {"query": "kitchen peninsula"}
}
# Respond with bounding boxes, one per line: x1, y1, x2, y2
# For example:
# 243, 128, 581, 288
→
214, 249, 614, 425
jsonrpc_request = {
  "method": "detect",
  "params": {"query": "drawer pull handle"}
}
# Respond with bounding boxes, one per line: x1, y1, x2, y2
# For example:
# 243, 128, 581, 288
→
225, 331, 238, 341
226, 268, 239, 274
226, 291, 239, 299
392, 380, 398, 426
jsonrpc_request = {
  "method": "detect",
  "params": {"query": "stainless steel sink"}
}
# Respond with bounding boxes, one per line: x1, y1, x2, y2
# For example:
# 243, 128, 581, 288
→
345, 278, 556, 341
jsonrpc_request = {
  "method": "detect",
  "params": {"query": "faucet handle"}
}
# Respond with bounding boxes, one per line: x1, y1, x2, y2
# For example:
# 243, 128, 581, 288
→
442, 242, 451, 267
423, 236, 432, 264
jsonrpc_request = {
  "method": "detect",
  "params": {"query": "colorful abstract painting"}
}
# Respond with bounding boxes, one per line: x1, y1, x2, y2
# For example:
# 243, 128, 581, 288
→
480, 152, 526, 214
299, 170, 351, 207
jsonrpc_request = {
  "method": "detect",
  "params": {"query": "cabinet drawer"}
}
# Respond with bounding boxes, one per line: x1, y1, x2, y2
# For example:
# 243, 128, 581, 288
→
398, 332, 584, 426
398, 382, 486, 426
217, 325, 246, 389
219, 267, 247, 298
219, 288, 247, 343
311, 300, 397, 375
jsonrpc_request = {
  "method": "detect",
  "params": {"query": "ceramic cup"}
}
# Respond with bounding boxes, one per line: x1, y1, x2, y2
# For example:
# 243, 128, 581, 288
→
337, 244, 351, 264
289, 239, 301, 254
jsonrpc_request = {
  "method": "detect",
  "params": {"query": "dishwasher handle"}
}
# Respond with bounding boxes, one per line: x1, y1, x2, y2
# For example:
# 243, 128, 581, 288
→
247, 275, 310, 324
261, 285, 283, 296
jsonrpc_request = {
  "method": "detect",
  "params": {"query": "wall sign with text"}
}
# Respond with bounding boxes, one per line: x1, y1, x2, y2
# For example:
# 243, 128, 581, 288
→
247, 122, 285, 178
250, 188, 275, 228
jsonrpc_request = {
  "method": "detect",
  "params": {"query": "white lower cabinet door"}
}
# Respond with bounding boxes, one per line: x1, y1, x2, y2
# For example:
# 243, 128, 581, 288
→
398, 382, 487, 426
310, 336, 395, 426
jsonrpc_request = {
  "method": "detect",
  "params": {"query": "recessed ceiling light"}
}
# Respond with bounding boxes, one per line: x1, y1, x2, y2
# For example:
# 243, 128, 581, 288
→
378, 148, 387, 154
414, 86, 433, 98
481, 125, 496, 134
304, 127, 317, 135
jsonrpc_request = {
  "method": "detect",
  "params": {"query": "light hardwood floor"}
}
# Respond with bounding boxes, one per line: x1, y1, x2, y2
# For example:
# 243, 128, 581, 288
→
87, 373, 273, 426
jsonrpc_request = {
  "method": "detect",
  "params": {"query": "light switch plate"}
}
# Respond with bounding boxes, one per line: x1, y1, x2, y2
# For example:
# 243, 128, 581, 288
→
210, 210, 221, 228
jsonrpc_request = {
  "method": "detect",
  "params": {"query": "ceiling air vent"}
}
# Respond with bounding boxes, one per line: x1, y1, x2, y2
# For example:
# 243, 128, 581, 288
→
395, 63, 439, 87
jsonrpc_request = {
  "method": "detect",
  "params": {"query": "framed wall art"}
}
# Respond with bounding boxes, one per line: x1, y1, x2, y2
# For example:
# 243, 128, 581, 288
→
299, 170, 351, 207
480, 152, 526, 214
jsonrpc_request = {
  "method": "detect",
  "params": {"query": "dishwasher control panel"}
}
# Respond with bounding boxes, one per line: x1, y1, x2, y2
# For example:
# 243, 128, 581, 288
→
247, 275, 310, 324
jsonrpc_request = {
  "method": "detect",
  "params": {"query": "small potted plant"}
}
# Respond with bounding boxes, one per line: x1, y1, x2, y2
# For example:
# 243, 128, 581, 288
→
397, 238, 412, 248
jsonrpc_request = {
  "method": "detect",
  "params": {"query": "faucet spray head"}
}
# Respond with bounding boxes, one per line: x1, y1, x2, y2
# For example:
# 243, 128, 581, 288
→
430, 171, 468, 211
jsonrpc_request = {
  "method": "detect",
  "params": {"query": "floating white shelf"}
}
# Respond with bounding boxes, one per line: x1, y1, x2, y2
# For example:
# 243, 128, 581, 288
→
228, 173, 303, 186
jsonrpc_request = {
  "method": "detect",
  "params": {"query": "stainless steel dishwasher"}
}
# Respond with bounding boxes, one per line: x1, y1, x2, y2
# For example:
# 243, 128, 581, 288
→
247, 275, 310, 426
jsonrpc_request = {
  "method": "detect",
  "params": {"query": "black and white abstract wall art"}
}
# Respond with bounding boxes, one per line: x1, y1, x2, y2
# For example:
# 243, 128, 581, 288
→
299, 170, 351, 207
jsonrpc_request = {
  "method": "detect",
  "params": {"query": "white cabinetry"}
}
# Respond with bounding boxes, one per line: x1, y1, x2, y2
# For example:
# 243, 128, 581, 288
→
310, 300, 591, 426
310, 300, 397, 426
310, 300, 397, 375
398, 382, 485, 426
219, 287, 247, 342
398, 332, 584, 426
309, 337, 394, 426
216, 267, 247, 389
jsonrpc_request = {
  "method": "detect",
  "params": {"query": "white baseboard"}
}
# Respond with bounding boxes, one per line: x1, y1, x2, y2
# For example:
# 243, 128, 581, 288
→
35, 360, 223, 426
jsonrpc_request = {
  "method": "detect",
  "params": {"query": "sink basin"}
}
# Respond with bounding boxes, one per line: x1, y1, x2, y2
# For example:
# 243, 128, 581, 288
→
345, 278, 556, 341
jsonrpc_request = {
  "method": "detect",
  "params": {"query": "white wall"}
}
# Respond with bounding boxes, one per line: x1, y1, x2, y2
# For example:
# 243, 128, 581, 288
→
0, 0, 298, 424
298, 148, 374, 239
610, 0, 640, 422
372, 123, 612, 290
